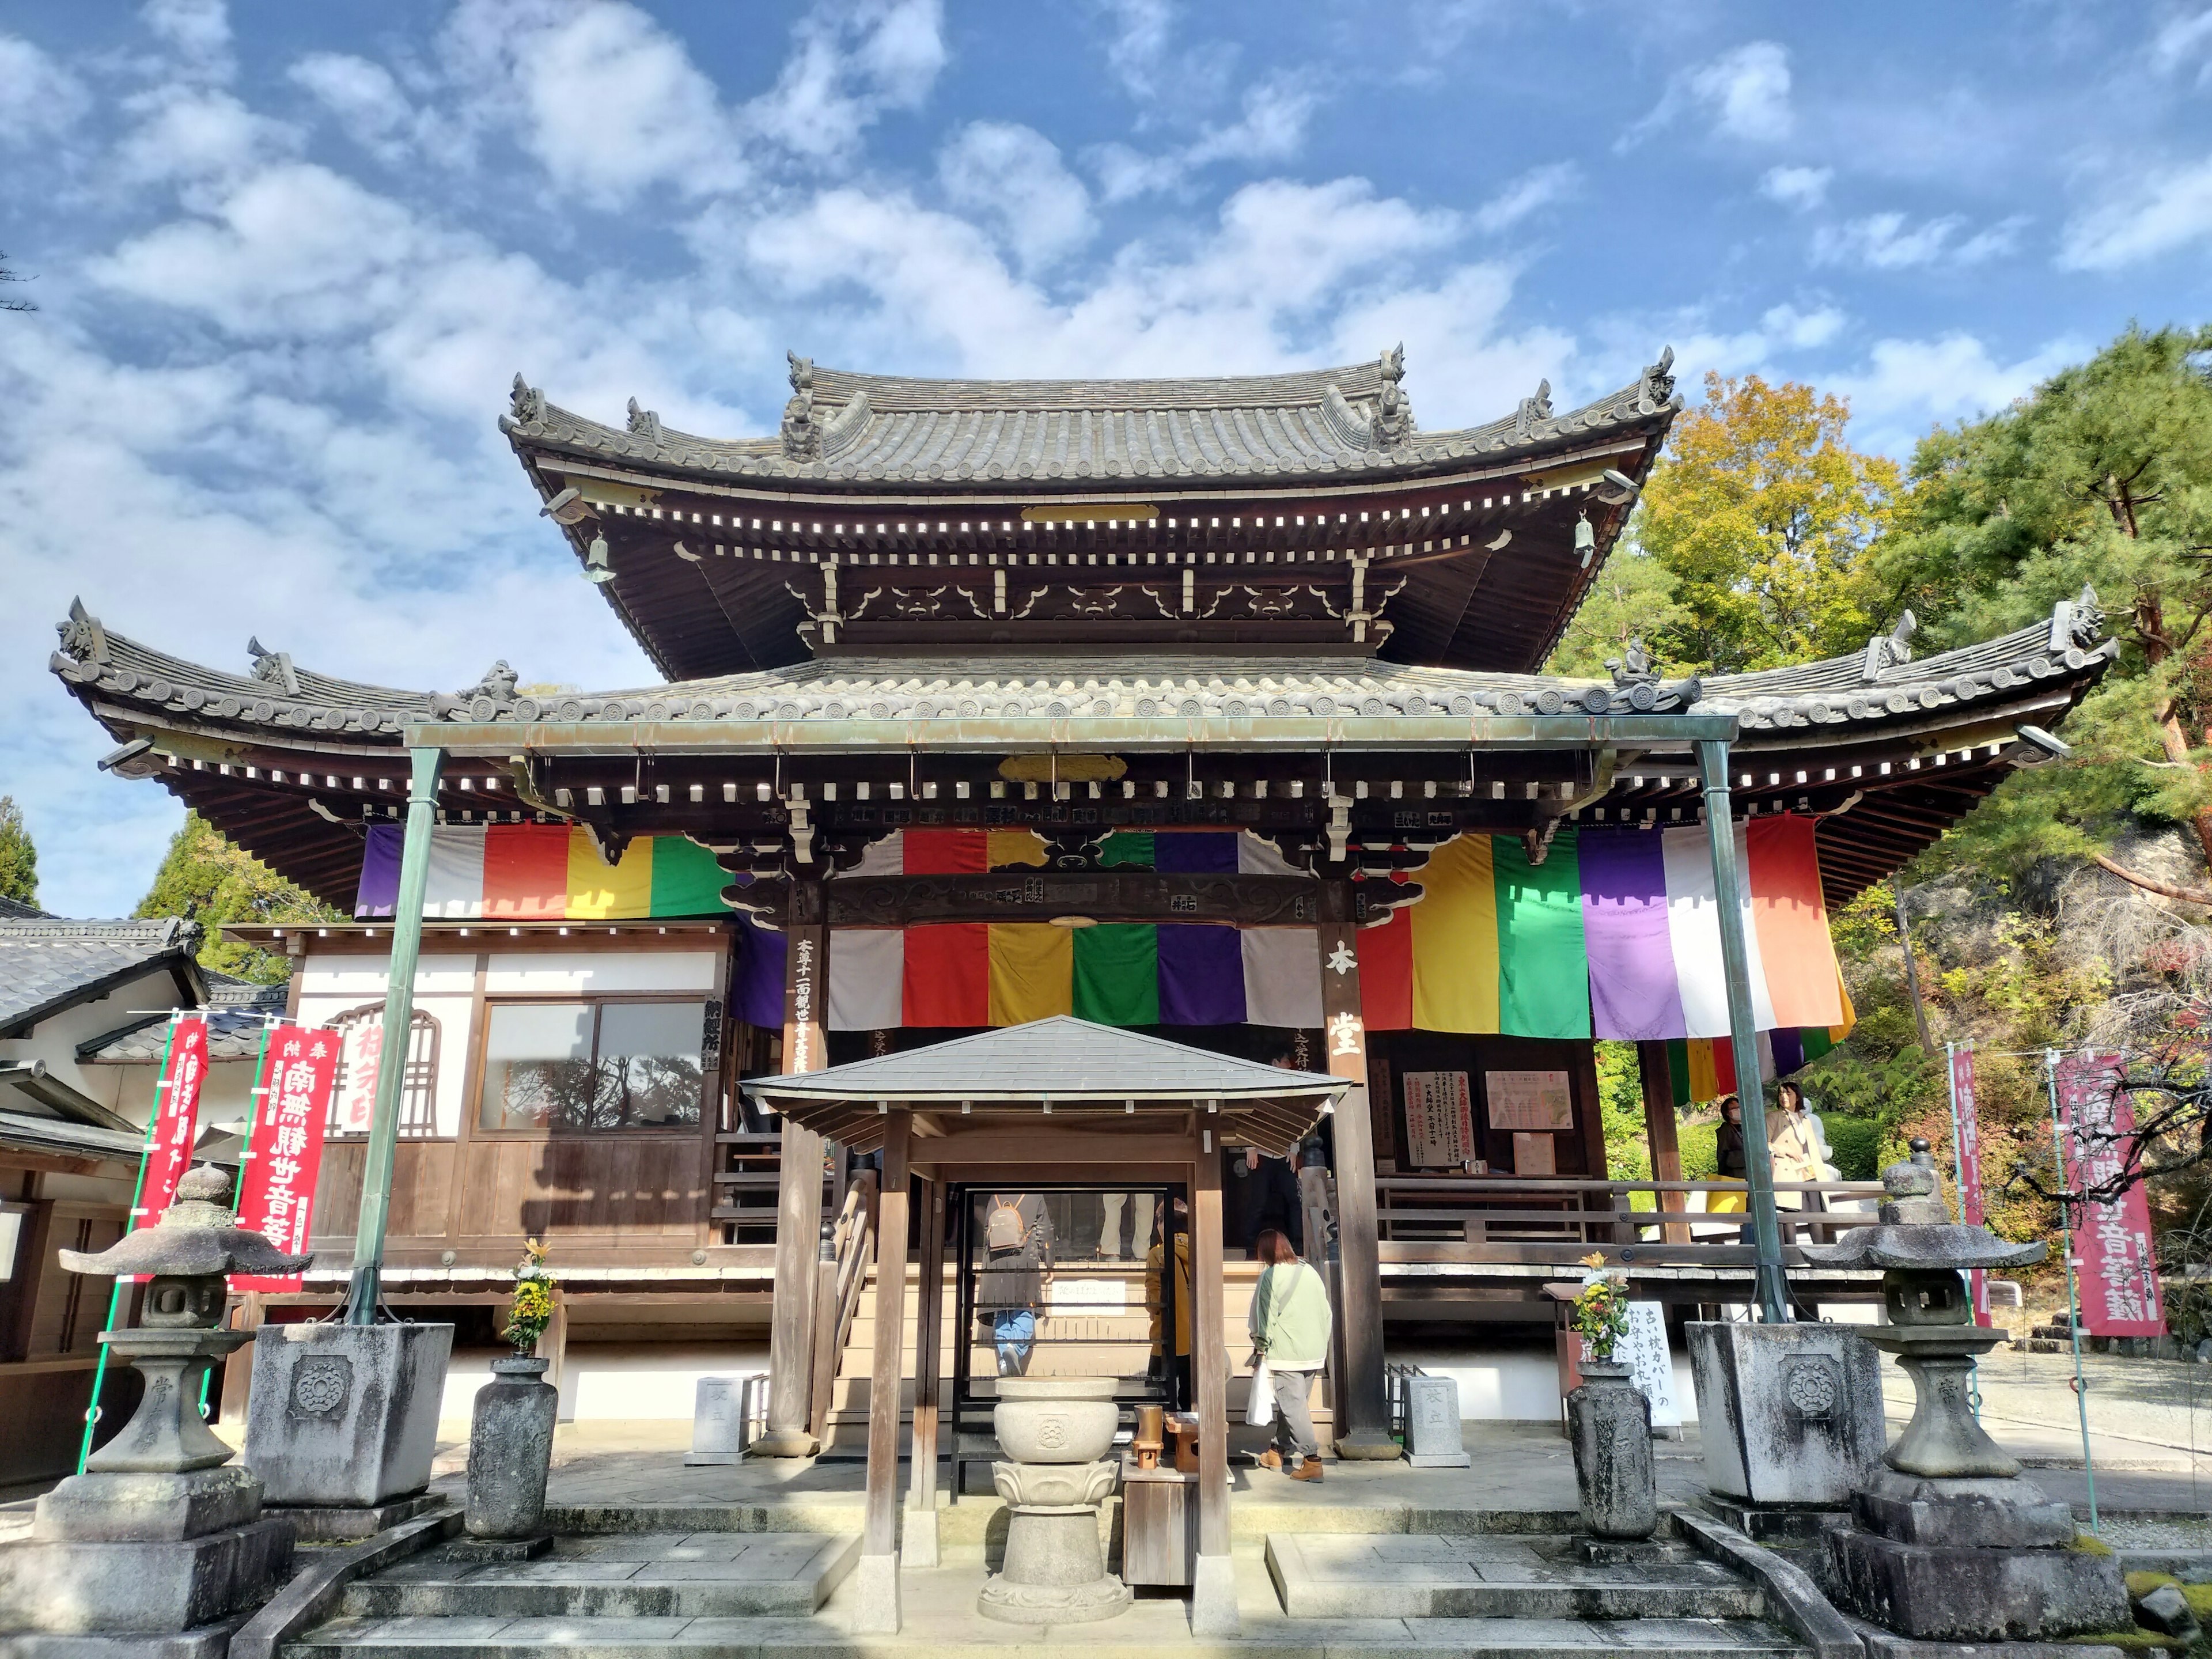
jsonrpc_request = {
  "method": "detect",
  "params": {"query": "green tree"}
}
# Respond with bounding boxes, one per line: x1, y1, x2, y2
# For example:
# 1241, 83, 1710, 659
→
1876, 323, 2212, 899
135, 813, 340, 983
1638, 372, 1900, 673
1545, 547, 1690, 679
0, 797, 36, 904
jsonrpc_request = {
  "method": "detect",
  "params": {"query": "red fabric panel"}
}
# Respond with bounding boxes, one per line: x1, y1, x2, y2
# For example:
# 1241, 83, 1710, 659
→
904, 923, 990, 1026
903, 830, 988, 874
1358, 909, 1414, 1032
1713, 1035, 1738, 1096
483, 824, 572, 917
1745, 814, 1844, 1028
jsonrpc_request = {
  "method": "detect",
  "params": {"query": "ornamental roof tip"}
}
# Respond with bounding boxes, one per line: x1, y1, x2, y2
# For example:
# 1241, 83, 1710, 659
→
498, 344, 1683, 487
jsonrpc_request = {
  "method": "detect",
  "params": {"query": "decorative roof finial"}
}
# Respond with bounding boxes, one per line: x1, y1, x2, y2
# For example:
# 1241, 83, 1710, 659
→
1370, 343, 1411, 448
626, 397, 662, 444
56, 597, 106, 664
509, 373, 544, 425
781, 352, 822, 461
246, 635, 298, 696
1514, 378, 1553, 437
1636, 346, 1676, 412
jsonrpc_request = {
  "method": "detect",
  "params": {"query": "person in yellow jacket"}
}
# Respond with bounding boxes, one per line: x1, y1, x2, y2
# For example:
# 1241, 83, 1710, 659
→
1145, 1201, 1192, 1410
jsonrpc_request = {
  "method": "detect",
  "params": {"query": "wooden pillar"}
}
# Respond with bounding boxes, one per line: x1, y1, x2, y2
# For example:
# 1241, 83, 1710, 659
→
1317, 882, 1397, 1459
1188, 1146, 1237, 1637
854, 1109, 911, 1634
219, 1290, 264, 1423
1638, 1041, 1690, 1245
906, 1175, 945, 1566
755, 880, 828, 1457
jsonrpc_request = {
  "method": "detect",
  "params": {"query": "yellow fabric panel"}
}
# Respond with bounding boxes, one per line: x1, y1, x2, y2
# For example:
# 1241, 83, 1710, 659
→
1830, 972, 1857, 1040
1686, 1038, 1720, 1104
987, 923, 1073, 1025
566, 830, 654, 919
1408, 835, 1499, 1032
986, 830, 1050, 869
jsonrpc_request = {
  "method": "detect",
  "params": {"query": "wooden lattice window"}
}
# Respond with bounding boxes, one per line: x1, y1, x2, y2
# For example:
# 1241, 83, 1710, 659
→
325, 1003, 440, 1139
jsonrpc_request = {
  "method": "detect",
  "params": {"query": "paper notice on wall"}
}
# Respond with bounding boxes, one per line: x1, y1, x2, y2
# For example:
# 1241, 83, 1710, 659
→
1047, 1278, 1128, 1310
1511, 1131, 1556, 1176
1615, 1302, 1682, 1428
1486, 1070, 1574, 1131
1402, 1070, 1474, 1168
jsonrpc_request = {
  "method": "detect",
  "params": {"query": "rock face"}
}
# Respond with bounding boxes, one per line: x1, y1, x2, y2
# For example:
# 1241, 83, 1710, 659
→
0, 1165, 306, 1647
465, 1355, 559, 1544
978, 1377, 1131, 1626
1805, 1142, 2130, 1642
1566, 1362, 1657, 1540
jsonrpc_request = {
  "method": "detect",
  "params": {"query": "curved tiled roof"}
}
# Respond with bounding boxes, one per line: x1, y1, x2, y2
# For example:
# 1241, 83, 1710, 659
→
500, 349, 1683, 490
51, 593, 2118, 745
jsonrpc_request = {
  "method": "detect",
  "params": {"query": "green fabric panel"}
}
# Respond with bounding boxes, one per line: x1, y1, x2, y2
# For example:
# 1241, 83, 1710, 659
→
1666, 1040, 1691, 1110
647, 836, 728, 916
1490, 827, 1592, 1039
1800, 1027, 1834, 1063
1096, 831, 1155, 869
1071, 923, 1159, 1025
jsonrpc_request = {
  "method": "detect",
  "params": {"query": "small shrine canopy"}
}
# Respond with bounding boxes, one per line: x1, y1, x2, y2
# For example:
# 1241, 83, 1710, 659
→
744, 1017, 1344, 1156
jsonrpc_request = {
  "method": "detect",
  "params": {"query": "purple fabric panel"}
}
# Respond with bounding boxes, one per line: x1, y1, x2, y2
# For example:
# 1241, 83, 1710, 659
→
1578, 828, 1687, 1040
355, 825, 403, 918
1153, 832, 1237, 873
1157, 925, 1247, 1025
729, 914, 787, 1031
1770, 1028, 1806, 1075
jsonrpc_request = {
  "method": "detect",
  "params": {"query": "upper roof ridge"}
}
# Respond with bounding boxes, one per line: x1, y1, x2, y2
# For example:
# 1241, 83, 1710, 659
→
804, 358, 1386, 414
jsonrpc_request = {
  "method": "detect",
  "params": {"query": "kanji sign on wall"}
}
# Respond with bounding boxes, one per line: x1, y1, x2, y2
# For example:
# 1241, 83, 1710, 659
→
2055, 1052, 2165, 1338
232, 1024, 338, 1293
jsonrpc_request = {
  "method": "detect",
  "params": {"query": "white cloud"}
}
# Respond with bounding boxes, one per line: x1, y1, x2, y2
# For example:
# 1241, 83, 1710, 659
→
1647, 301, 1848, 385
1474, 162, 1580, 234
0, 35, 89, 147
2153, 7, 2212, 79
1813, 210, 2025, 270
1760, 164, 1831, 210
1325, 265, 1574, 431
288, 52, 453, 168
112, 88, 298, 187
741, 0, 948, 168
1624, 41, 1792, 149
938, 122, 1096, 272
1091, 73, 1319, 201
1097, 0, 1176, 94
1830, 331, 2084, 454
143, 0, 233, 78
2059, 154, 2212, 269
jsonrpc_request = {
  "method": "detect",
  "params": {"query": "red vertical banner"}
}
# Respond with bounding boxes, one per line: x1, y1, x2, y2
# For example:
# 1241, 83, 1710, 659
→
138, 1017, 211, 1247
2056, 1052, 2166, 1338
1952, 1047, 1990, 1325
232, 1025, 338, 1292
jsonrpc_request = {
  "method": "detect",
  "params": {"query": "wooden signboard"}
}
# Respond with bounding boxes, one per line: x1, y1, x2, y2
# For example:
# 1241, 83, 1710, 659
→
1402, 1070, 1474, 1168
1485, 1070, 1573, 1132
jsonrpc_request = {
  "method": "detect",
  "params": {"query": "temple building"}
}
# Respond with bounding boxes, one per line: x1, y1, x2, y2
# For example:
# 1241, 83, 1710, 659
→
46, 347, 2113, 1445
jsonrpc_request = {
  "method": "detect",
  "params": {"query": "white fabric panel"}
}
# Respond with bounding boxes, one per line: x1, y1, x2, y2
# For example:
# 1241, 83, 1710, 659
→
1660, 825, 1777, 1039
423, 827, 486, 918
483, 951, 717, 994
1236, 832, 1305, 877
827, 929, 904, 1030
844, 832, 904, 878
1240, 927, 1322, 1028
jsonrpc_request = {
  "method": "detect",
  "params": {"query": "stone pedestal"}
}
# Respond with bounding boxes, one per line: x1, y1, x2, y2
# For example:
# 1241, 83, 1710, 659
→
1403, 1374, 1469, 1468
1806, 1141, 2129, 1643
244, 1320, 453, 1518
978, 1378, 1131, 1627
1687, 1319, 1884, 1510
684, 1374, 759, 1467
459, 1355, 557, 1562
1566, 1361, 1657, 1540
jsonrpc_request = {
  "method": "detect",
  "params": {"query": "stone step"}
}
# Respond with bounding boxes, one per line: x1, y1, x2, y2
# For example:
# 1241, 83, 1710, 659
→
336, 1532, 858, 1622
1266, 1533, 1766, 1622
286, 1612, 1806, 1658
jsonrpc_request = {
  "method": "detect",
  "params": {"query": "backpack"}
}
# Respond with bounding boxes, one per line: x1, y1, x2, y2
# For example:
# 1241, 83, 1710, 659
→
986, 1197, 1028, 1253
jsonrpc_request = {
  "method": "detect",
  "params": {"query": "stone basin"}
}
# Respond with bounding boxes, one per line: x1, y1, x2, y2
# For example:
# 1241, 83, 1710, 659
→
993, 1377, 1120, 1465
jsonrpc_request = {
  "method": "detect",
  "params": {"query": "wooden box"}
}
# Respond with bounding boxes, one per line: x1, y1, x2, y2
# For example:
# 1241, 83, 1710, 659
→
1120, 1452, 1198, 1588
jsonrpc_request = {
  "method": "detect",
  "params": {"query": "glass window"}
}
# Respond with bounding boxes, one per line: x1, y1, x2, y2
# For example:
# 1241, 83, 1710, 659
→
478, 1002, 705, 1132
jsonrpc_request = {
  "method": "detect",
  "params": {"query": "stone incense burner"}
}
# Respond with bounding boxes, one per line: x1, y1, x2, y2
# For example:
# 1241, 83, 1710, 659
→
979, 1376, 1131, 1625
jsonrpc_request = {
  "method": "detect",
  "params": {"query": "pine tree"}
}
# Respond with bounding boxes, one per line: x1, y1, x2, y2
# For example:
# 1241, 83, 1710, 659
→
0, 797, 36, 905
135, 813, 340, 983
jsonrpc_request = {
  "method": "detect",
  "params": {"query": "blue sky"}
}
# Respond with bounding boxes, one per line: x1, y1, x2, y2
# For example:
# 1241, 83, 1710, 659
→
3, 0, 2210, 919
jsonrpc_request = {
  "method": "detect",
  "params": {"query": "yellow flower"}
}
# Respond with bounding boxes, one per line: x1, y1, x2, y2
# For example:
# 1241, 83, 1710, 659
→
1579, 1251, 1607, 1271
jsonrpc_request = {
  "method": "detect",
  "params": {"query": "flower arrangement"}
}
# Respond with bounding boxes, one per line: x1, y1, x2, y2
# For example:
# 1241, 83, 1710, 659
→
502, 1237, 555, 1356
1570, 1251, 1630, 1363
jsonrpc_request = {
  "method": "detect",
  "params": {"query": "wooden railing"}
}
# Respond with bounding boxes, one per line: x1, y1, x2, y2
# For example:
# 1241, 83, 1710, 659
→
710, 1130, 785, 1244
808, 1171, 877, 1441
1376, 1175, 1887, 1257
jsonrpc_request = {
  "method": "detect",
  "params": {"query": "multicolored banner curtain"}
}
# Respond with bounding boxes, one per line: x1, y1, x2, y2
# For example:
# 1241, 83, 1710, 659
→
355, 825, 727, 920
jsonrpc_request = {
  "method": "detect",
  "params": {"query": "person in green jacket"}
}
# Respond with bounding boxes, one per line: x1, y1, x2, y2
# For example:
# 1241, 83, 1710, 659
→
1248, 1226, 1332, 1481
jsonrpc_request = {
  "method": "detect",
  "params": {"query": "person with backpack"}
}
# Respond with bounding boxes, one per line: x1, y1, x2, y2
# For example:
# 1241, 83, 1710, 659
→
1247, 1226, 1331, 1482
976, 1191, 1054, 1376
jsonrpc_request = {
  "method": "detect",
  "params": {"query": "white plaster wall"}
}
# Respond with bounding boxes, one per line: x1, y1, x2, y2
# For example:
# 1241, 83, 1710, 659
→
296, 954, 478, 999
0, 964, 259, 1137
438, 1341, 771, 1423
1392, 1344, 1703, 1424
483, 952, 717, 995
291, 990, 478, 1139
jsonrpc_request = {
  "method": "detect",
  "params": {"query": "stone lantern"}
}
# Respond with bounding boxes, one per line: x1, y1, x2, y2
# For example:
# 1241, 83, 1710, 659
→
1803, 1142, 2130, 1642
0, 1164, 312, 1653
